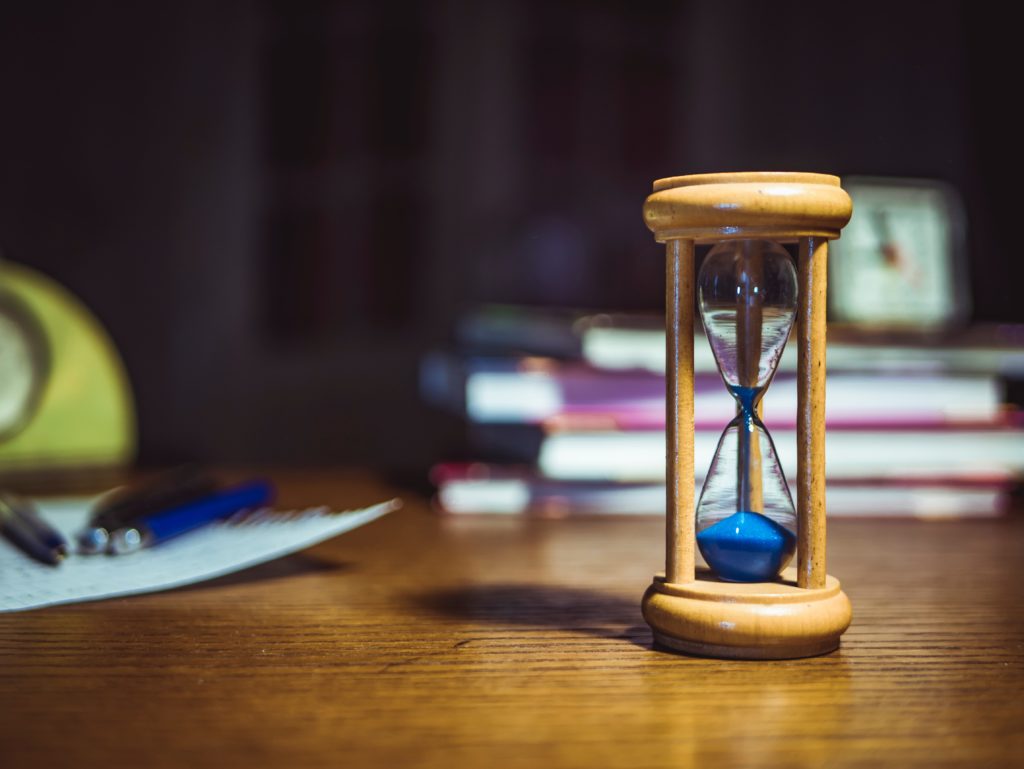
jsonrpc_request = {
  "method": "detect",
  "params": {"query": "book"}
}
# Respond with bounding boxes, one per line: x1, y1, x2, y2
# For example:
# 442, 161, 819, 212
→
454, 305, 1024, 376
455, 304, 592, 359
422, 354, 1005, 428
432, 463, 1010, 519
536, 425, 1024, 483
583, 321, 1024, 376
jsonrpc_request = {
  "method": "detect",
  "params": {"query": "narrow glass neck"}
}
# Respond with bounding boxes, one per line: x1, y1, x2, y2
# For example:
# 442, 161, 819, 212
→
729, 384, 764, 420
729, 387, 765, 515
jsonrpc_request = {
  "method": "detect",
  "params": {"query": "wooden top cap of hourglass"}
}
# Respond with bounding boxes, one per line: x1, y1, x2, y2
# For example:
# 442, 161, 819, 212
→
644, 171, 852, 244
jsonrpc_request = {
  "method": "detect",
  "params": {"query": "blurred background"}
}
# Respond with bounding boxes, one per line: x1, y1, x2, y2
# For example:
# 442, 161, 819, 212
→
0, 0, 1019, 481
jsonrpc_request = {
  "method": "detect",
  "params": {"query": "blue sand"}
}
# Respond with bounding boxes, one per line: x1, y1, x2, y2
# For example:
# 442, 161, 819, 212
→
729, 385, 760, 415
696, 511, 796, 582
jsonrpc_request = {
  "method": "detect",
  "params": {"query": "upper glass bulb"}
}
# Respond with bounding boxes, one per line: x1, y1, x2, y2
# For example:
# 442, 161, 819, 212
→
698, 239, 797, 399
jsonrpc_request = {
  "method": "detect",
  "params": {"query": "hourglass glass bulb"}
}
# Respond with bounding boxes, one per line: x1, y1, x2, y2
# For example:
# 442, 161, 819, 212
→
698, 240, 797, 402
695, 239, 799, 582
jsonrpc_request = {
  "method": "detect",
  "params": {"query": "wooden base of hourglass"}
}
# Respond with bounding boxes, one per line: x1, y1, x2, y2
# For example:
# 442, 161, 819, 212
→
642, 569, 852, 660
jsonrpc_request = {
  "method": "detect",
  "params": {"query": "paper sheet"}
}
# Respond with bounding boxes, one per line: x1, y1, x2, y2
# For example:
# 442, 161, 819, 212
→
0, 497, 399, 613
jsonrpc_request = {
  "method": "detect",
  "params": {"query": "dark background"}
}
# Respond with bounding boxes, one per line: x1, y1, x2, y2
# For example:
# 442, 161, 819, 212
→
0, 1, 1017, 474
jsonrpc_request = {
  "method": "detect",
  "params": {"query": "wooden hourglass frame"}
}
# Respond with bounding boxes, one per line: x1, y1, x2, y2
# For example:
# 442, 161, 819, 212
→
641, 172, 853, 660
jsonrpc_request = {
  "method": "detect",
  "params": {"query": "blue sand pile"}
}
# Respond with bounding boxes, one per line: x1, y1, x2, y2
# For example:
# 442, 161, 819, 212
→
696, 511, 797, 582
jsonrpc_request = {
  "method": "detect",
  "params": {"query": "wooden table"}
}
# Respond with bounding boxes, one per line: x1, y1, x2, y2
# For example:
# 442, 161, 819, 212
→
2, 470, 1023, 768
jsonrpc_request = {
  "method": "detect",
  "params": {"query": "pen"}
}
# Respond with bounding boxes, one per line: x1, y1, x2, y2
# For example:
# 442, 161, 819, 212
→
77, 466, 218, 554
0, 492, 69, 566
108, 479, 274, 554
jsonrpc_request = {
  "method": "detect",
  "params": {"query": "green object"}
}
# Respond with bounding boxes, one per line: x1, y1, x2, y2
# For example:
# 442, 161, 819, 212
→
0, 261, 135, 474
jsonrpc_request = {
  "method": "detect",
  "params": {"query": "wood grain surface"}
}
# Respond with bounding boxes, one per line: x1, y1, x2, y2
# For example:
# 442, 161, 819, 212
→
1, 469, 1023, 769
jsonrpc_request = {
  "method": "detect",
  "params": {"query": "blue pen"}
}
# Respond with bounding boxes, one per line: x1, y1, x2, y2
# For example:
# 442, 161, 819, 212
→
107, 480, 274, 554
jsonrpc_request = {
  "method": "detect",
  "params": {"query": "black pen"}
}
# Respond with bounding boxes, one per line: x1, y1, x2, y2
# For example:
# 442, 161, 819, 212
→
76, 466, 217, 554
108, 479, 274, 554
0, 492, 69, 566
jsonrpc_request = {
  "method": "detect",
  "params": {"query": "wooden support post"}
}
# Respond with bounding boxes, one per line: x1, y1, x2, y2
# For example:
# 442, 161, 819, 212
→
796, 236, 828, 590
665, 239, 695, 584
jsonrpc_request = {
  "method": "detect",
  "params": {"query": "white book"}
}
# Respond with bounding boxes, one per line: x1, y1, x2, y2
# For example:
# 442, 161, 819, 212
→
460, 368, 1001, 427
538, 428, 1024, 483
437, 478, 1008, 519
582, 326, 1024, 377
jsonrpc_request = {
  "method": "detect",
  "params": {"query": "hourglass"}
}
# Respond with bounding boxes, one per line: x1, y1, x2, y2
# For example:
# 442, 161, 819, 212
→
640, 172, 853, 659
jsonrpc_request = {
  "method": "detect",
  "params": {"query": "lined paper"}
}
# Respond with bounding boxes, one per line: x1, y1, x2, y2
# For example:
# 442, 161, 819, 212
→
0, 497, 398, 612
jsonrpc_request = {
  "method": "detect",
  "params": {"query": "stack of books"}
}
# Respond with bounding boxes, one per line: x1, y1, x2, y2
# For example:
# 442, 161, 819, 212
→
423, 306, 1024, 519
